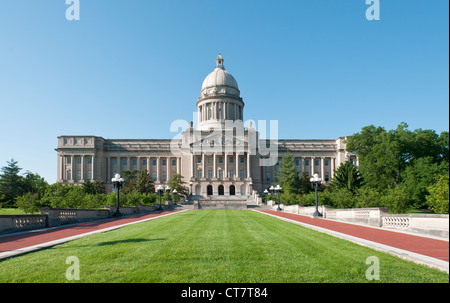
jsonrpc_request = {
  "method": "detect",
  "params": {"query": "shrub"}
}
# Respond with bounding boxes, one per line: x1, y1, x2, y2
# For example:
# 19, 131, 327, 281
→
426, 175, 449, 214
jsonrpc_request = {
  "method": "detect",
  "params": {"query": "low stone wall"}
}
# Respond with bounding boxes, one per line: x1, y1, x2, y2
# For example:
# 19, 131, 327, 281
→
194, 200, 247, 210
39, 208, 110, 227
0, 204, 164, 235
268, 201, 449, 238
0, 215, 48, 235
382, 214, 449, 238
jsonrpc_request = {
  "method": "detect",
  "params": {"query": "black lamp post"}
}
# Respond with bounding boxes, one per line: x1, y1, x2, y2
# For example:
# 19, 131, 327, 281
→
173, 189, 178, 205
156, 185, 164, 210
111, 173, 124, 216
269, 185, 282, 211
310, 173, 323, 217
263, 189, 269, 204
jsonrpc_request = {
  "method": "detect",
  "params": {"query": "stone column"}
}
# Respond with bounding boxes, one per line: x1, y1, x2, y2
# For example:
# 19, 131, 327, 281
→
191, 153, 194, 179
167, 157, 170, 181
147, 157, 151, 173
202, 153, 205, 178
301, 157, 305, 173
311, 157, 315, 176
235, 152, 239, 179
81, 155, 85, 181
224, 153, 228, 179
177, 157, 181, 174
92, 155, 95, 180
247, 152, 251, 178
331, 157, 335, 178
70, 156, 74, 180
321, 157, 325, 180
156, 157, 160, 182
213, 153, 217, 178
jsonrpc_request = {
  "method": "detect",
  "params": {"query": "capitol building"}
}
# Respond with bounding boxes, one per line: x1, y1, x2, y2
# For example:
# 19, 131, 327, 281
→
56, 55, 357, 201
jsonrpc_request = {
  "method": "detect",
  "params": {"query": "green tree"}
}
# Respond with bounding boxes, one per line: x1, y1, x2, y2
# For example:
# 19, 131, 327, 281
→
15, 192, 40, 214
135, 170, 155, 194
21, 171, 49, 199
346, 123, 448, 191
426, 175, 449, 214
0, 159, 24, 207
168, 174, 188, 202
330, 160, 363, 193
275, 152, 301, 194
81, 179, 106, 195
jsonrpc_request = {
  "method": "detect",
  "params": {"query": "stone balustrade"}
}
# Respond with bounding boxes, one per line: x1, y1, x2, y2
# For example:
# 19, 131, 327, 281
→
268, 201, 449, 238
0, 215, 48, 234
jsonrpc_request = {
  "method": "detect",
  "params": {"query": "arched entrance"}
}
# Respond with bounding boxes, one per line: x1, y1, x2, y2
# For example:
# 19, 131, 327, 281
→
229, 185, 235, 195
218, 185, 224, 195
207, 185, 213, 196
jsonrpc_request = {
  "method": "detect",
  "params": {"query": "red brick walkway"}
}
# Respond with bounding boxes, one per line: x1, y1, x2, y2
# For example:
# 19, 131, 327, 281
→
257, 210, 449, 262
0, 210, 182, 256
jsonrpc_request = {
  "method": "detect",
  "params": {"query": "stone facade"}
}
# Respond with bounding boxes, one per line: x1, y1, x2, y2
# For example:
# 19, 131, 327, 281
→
56, 55, 357, 199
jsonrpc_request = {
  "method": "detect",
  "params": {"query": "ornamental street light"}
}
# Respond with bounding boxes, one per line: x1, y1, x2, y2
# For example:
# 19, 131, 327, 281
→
173, 189, 178, 204
270, 185, 282, 211
156, 185, 164, 210
310, 173, 322, 217
189, 181, 193, 196
111, 173, 124, 216
263, 189, 269, 204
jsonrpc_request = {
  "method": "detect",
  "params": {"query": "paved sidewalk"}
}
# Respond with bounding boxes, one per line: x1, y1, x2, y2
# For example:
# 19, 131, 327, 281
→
256, 209, 449, 273
0, 209, 184, 260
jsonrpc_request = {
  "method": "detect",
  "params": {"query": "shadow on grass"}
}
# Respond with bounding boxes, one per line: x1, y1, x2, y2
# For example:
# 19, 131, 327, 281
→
97, 238, 166, 246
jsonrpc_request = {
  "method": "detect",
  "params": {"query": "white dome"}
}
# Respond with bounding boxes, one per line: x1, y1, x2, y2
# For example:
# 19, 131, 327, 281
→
201, 55, 239, 92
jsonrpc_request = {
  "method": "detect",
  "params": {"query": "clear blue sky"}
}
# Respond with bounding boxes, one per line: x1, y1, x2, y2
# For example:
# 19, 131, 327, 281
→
0, 0, 448, 184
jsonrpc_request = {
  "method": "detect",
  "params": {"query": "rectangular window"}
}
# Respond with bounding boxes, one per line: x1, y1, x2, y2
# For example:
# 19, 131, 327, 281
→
208, 169, 213, 179
143, 159, 147, 166
325, 160, 329, 166
325, 173, 329, 182
122, 159, 127, 166
315, 160, 319, 166
230, 157, 234, 164
197, 170, 202, 179
77, 171, 81, 180
305, 160, 309, 166
77, 157, 82, 164
219, 157, 223, 164
219, 170, 223, 179
350, 158, 354, 164
208, 157, 212, 164
198, 157, 202, 163
67, 171, 72, 180
240, 169, 245, 179
152, 159, 157, 166
162, 173, 167, 182
67, 157, 71, 164
172, 159, 176, 166
112, 159, 117, 166
162, 159, 166, 166
87, 158, 92, 165
240, 157, 245, 164
132, 159, 137, 166
295, 159, 299, 166
265, 172, 271, 182
230, 170, 235, 179
152, 172, 157, 180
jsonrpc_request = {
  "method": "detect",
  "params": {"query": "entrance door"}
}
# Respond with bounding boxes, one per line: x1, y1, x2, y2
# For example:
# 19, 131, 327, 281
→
207, 185, 213, 196
218, 185, 224, 195
229, 185, 235, 195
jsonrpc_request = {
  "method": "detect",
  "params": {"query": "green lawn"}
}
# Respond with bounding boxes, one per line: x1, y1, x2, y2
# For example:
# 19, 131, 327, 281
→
0, 210, 448, 283
0, 208, 27, 215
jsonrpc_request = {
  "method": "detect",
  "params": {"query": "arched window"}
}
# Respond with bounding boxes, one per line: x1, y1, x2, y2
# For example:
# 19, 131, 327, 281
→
229, 185, 235, 195
218, 185, 224, 195
207, 185, 213, 196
